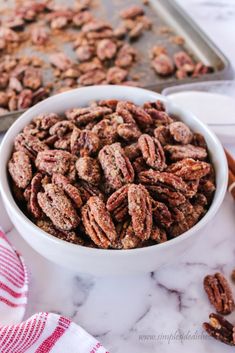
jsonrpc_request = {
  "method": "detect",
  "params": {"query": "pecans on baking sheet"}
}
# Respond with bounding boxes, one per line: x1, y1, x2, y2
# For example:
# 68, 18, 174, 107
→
0, 0, 213, 115
8, 99, 216, 249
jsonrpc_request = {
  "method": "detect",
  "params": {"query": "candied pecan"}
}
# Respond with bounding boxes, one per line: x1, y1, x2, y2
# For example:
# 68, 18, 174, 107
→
106, 184, 129, 222
9, 77, 22, 92
154, 126, 173, 146
152, 54, 174, 76
164, 144, 207, 161
124, 142, 141, 161
28, 172, 43, 218
66, 106, 112, 126
176, 68, 188, 79
116, 221, 140, 249
34, 113, 62, 131
117, 123, 141, 141
167, 158, 210, 181
82, 20, 111, 33
96, 39, 117, 60
115, 44, 137, 68
76, 45, 94, 62
35, 150, 74, 175
37, 184, 80, 231
78, 58, 103, 73
23, 67, 42, 91
78, 69, 106, 85
120, 5, 144, 19
51, 16, 68, 29
169, 121, 193, 144
8, 151, 32, 189
192, 132, 207, 149
106, 67, 128, 84
52, 173, 82, 208
17, 89, 33, 109
147, 109, 173, 126
144, 100, 165, 109
31, 27, 49, 45
128, 184, 152, 240
49, 120, 75, 137
138, 134, 166, 171
76, 156, 101, 185
117, 101, 153, 126
14, 133, 48, 158
71, 128, 100, 156
98, 99, 119, 111
92, 117, 120, 145
82, 196, 117, 248
173, 51, 195, 73
49, 52, 73, 71
152, 200, 173, 228
139, 170, 187, 206
98, 142, 134, 190
73, 11, 93, 27
36, 219, 84, 245
203, 313, 235, 346
192, 62, 213, 77
151, 225, 167, 243
204, 273, 234, 315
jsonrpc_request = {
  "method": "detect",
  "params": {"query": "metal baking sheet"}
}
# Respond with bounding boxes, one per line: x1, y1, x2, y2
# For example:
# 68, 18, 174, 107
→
0, 0, 232, 131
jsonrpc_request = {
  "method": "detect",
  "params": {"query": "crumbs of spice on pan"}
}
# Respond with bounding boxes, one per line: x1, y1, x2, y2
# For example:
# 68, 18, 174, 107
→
0, 0, 213, 115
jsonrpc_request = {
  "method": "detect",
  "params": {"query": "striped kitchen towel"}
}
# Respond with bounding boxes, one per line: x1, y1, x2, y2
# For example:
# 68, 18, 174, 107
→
0, 231, 108, 353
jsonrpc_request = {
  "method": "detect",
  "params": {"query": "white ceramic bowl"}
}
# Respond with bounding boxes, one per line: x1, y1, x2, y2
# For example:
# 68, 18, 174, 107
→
0, 85, 228, 275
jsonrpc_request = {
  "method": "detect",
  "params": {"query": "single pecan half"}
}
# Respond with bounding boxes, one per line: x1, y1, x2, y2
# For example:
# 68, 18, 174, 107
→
14, 133, 49, 159
167, 158, 210, 180
106, 184, 129, 221
117, 123, 141, 141
71, 128, 100, 156
98, 142, 134, 190
35, 150, 74, 175
37, 184, 80, 231
169, 121, 193, 145
8, 151, 32, 189
66, 106, 112, 126
128, 184, 152, 240
164, 144, 207, 161
204, 273, 234, 315
138, 134, 166, 171
28, 172, 44, 218
82, 196, 117, 248
152, 200, 173, 228
76, 156, 101, 185
203, 313, 235, 346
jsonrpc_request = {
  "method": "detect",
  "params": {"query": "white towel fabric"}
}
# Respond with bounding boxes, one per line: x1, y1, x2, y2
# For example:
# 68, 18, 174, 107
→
0, 231, 108, 353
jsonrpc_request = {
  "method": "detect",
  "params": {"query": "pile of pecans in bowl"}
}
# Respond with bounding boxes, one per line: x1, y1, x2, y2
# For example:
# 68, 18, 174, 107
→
8, 99, 216, 249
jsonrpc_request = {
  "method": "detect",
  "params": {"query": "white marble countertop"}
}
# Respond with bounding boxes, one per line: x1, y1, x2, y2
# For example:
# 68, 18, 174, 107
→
2, 1, 235, 352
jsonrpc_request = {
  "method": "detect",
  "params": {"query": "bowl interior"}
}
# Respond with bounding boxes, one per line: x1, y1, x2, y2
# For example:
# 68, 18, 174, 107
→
0, 85, 228, 254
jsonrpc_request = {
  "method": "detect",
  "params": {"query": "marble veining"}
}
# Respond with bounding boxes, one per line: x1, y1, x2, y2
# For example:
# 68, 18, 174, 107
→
1, 1, 235, 352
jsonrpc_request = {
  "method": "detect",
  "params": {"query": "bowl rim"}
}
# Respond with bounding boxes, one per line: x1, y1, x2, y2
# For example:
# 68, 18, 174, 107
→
0, 85, 228, 256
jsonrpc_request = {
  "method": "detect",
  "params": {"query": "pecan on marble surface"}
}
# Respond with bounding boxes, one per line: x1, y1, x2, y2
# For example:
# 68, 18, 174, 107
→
204, 273, 234, 315
203, 313, 235, 346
